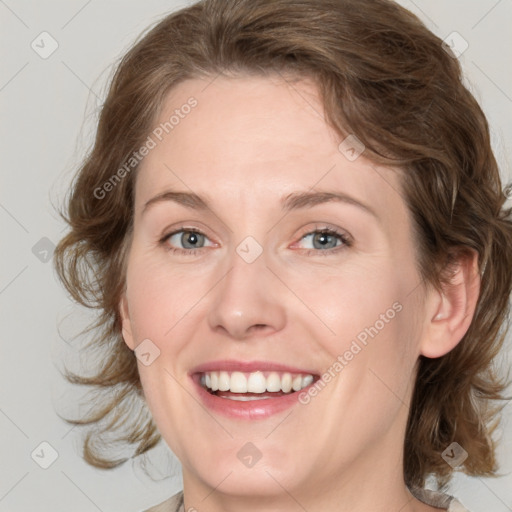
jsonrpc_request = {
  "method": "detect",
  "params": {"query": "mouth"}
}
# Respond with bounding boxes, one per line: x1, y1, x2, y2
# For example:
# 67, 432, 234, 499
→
198, 370, 315, 400
190, 361, 320, 419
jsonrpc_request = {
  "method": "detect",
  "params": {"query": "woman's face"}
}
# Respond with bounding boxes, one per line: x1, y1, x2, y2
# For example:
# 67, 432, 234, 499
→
120, 74, 434, 501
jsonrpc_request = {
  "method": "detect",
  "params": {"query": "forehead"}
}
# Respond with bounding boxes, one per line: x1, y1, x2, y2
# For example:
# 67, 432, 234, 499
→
134, 74, 408, 226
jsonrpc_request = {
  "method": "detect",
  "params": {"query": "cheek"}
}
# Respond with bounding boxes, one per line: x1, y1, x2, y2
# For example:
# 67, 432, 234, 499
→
289, 259, 421, 397
125, 254, 211, 343
282, 259, 406, 345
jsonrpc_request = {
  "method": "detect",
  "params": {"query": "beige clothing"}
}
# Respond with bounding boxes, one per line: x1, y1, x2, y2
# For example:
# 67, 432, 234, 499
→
143, 487, 469, 511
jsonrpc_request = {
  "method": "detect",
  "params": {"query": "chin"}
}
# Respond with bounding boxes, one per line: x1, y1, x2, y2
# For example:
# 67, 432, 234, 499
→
196, 466, 302, 498
181, 439, 308, 496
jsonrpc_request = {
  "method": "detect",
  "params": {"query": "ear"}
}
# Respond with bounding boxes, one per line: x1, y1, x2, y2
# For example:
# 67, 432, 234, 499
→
119, 293, 136, 351
420, 249, 481, 358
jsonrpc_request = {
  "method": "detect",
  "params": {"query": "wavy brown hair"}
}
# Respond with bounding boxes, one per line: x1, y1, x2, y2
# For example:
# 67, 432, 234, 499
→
54, 0, 512, 490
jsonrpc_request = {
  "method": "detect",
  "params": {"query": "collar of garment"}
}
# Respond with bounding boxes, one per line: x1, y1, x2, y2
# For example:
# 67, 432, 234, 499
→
142, 487, 469, 512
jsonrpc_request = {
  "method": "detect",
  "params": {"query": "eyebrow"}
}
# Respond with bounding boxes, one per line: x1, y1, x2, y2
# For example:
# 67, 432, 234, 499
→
142, 189, 378, 219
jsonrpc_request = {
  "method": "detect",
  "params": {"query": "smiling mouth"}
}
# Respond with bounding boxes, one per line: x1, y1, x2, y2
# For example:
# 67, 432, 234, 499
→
198, 370, 318, 401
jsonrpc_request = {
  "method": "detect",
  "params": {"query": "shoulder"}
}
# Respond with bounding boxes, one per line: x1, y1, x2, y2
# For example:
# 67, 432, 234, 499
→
409, 486, 470, 511
141, 491, 184, 512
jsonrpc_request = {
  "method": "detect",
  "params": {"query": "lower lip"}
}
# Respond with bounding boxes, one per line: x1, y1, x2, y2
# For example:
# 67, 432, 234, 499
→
191, 375, 314, 420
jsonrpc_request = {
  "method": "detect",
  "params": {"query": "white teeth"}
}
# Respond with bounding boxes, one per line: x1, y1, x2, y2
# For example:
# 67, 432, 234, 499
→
281, 373, 292, 393
218, 371, 230, 391
302, 375, 314, 388
247, 371, 267, 393
200, 370, 316, 394
292, 374, 303, 391
230, 372, 247, 393
266, 372, 281, 392
210, 372, 219, 391
220, 395, 269, 401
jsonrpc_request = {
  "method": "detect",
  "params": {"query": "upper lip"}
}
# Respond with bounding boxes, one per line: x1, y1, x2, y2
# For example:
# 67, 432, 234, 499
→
189, 359, 319, 376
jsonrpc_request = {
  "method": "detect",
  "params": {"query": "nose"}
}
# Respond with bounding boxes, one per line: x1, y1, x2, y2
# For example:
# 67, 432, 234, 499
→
207, 248, 287, 340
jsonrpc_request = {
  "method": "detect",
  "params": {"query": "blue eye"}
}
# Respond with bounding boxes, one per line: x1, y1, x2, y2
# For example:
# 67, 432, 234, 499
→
161, 228, 214, 255
160, 226, 351, 256
294, 228, 351, 255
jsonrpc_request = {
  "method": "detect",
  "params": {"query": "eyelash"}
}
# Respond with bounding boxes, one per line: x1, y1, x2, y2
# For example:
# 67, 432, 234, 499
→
159, 225, 352, 257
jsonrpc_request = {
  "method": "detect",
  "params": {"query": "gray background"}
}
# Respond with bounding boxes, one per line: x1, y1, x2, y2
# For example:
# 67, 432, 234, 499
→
1, 1, 511, 511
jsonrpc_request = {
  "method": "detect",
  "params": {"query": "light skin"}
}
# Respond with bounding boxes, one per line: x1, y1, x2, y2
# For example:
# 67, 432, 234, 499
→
119, 74, 480, 512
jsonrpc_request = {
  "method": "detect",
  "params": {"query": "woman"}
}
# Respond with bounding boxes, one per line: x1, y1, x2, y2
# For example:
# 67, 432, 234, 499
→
54, 0, 512, 511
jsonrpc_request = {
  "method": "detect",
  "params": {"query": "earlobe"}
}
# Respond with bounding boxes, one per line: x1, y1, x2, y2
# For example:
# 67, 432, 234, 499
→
420, 249, 481, 358
119, 294, 135, 351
